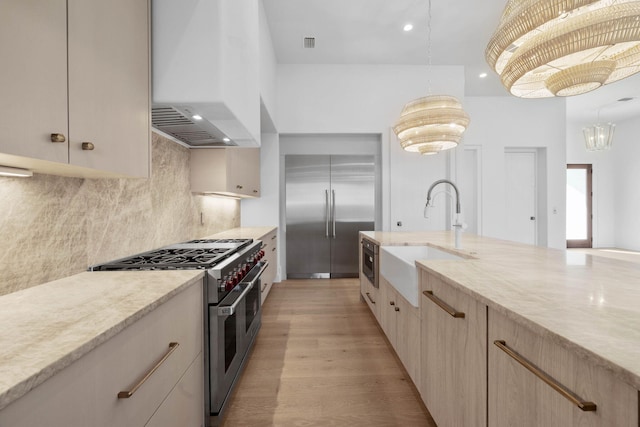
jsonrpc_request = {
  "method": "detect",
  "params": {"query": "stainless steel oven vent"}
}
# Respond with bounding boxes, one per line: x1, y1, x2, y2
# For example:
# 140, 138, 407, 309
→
151, 106, 236, 147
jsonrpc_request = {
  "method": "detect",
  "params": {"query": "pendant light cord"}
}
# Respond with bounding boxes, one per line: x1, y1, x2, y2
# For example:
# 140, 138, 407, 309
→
427, 0, 432, 95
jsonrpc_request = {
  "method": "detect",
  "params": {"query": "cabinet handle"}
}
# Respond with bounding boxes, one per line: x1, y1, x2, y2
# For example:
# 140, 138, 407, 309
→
236, 184, 243, 189
493, 340, 597, 412
422, 290, 465, 318
272, 247, 276, 252
253, 189, 258, 193
365, 292, 376, 304
271, 235, 277, 240
117, 342, 179, 399
394, 306, 400, 312
81, 142, 95, 151
389, 301, 395, 306
50, 133, 66, 143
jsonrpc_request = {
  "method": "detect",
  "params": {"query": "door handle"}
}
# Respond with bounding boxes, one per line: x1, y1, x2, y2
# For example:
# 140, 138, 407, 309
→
332, 190, 336, 238
325, 189, 330, 238
530, 216, 536, 220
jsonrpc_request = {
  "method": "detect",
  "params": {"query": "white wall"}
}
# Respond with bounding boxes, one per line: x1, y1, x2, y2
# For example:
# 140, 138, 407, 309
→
243, 63, 570, 251
258, 0, 278, 127
275, 64, 464, 232
613, 118, 640, 250
463, 97, 567, 249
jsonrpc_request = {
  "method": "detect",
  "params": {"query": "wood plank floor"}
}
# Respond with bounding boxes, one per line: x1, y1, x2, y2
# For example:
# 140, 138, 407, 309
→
220, 279, 436, 426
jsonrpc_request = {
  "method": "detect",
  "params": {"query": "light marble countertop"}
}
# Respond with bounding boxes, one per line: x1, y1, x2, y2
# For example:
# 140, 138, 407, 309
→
0, 270, 203, 411
205, 226, 276, 241
361, 230, 640, 390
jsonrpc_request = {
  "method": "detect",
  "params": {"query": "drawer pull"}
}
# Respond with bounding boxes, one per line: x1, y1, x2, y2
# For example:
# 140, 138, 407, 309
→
493, 340, 597, 412
422, 290, 465, 318
365, 292, 376, 304
117, 342, 179, 399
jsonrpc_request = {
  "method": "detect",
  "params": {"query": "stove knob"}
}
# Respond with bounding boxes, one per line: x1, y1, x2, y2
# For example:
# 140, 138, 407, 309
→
259, 250, 265, 259
225, 277, 238, 291
237, 269, 245, 281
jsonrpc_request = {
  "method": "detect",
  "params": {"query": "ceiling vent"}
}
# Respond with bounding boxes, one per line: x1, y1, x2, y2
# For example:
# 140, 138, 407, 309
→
303, 37, 316, 48
151, 106, 236, 147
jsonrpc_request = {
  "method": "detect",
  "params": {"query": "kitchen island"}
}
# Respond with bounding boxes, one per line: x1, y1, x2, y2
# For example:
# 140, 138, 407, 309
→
361, 230, 640, 426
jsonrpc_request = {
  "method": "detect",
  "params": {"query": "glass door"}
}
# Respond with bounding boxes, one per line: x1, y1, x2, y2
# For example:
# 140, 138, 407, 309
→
566, 164, 592, 248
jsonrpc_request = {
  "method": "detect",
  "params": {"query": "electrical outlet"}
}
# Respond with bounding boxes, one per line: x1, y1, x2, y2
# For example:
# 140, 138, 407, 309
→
397, 221, 403, 227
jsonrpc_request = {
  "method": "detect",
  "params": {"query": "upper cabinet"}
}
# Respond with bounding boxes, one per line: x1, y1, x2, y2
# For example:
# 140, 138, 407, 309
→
152, 0, 261, 147
190, 148, 260, 198
0, 0, 150, 178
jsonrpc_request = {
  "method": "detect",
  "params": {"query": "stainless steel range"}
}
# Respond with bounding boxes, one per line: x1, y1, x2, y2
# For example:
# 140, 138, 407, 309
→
90, 238, 267, 426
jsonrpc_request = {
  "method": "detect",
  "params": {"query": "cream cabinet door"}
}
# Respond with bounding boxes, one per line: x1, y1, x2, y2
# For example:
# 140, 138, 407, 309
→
260, 229, 278, 303
420, 270, 487, 427
67, 0, 150, 177
489, 307, 638, 427
0, 0, 69, 164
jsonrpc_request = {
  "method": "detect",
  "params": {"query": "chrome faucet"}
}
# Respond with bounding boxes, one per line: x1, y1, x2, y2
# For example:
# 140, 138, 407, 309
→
425, 179, 463, 249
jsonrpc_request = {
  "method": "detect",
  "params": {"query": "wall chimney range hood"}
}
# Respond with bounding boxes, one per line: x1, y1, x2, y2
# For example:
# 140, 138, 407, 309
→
152, 0, 261, 148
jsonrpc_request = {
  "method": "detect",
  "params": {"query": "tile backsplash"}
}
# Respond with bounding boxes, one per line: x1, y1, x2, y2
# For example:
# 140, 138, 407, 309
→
0, 132, 239, 296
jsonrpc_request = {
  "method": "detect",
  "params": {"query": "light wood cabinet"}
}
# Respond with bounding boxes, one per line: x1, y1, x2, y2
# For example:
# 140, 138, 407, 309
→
379, 275, 421, 384
488, 307, 638, 427
259, 228, 278, 303
0, 281, 203, 427
419, 269, 487, 427
360, 268, 380, 322
0, 0, 150, 178
190, 148, 261, 197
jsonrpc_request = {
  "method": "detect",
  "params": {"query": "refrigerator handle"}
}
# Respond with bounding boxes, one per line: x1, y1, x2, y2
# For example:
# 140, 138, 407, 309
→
325, 189, 330, 238
332, 189, 336, 238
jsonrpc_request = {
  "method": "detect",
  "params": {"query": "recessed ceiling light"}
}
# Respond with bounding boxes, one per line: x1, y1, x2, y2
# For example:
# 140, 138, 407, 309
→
479, 72, 488, 78
223, 137, 231, 143
192, 114, 202, 120
403, 23, 413, 32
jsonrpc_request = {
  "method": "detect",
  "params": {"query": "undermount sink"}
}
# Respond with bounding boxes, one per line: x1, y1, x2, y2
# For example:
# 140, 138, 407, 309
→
380, 245, 463, 307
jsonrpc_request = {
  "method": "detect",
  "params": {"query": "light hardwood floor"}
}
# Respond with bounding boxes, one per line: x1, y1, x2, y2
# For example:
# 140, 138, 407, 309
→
220, 279, 436, 426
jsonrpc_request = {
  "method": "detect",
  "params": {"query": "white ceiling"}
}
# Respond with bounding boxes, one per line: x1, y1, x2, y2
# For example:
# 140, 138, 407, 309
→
262, 0, 640, 123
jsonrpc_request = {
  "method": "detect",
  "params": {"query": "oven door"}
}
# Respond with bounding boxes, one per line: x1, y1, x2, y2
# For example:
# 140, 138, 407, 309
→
242, 261, 268, 342
208, 282, 251, 415
361, 239, 378, 288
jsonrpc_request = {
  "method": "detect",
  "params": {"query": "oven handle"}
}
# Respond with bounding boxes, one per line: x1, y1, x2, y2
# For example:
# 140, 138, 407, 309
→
241, 261, 269, 287
217, 282, 252, 317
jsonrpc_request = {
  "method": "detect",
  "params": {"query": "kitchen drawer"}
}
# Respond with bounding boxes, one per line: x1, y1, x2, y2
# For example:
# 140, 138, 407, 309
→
0, 280, 203, 427
145, 352, 204, 427
489, 307, 637, 427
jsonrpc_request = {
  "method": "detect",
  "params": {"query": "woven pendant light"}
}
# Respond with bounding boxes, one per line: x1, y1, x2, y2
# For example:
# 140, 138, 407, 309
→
486, 0, 640, 98
393, 0, 470, 155
393, 95, 470, 155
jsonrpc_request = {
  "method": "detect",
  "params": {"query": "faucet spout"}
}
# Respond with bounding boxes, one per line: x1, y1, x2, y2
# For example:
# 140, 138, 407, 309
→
426, 179, 461, 214
425, 179, 462, 249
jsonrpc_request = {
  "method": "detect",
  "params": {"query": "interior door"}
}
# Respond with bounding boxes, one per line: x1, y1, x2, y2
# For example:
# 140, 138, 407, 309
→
285, 155, 331, 278
329, 155, 375, 277
505, 151, 537, 245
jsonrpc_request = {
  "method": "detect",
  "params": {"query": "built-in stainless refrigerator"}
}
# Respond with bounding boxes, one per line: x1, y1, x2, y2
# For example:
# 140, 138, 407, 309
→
285, 155, 375, 279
